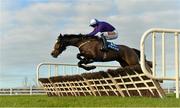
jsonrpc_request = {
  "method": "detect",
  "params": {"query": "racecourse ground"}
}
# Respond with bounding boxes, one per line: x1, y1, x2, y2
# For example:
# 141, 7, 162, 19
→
0, 94, 180, 107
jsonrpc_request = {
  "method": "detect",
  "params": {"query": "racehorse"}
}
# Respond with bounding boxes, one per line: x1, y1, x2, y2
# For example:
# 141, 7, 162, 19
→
51, 34, 152, 70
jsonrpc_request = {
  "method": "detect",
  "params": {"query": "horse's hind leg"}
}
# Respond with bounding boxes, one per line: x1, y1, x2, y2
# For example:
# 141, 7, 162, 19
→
146, 60, 152, 68
117, 59, 129, 68
132, 48, 152, 68
123, 49, 139, 66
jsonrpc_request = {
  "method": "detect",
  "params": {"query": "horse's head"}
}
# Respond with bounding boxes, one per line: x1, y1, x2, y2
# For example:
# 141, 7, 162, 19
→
51, 34, 67, 58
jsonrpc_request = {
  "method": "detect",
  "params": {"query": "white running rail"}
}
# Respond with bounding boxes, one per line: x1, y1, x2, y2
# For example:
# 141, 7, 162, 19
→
140, 28, 180, 98
0, 87, 45, 95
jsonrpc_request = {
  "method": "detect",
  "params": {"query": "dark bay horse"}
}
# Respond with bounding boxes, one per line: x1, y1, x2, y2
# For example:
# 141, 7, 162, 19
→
51, 34, 152, 70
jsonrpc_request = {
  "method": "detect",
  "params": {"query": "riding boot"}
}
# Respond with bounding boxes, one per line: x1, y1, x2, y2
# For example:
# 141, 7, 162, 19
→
101, 34, 108, 51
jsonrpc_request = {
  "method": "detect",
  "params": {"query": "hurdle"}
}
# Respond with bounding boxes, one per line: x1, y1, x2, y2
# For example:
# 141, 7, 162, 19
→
37, 28, 180, 98
140, 28, 180, 98
37, 63, 165, 97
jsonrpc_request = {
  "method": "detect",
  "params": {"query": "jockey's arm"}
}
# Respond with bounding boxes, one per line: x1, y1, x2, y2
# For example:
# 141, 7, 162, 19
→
87, 26, 99, 36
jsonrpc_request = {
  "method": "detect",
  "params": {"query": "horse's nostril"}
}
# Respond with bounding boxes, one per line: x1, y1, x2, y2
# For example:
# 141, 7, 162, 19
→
51, 52, 54, 56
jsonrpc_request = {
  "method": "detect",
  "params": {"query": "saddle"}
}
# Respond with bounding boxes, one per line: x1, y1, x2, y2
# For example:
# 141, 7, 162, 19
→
107, 42, 119, 51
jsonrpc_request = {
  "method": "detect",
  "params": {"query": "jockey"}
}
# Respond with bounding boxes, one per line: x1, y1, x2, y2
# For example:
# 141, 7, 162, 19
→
87, 19, 118, 51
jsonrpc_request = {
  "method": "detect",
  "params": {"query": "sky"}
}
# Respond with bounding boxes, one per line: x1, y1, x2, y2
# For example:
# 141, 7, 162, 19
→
0, 0, 180, 88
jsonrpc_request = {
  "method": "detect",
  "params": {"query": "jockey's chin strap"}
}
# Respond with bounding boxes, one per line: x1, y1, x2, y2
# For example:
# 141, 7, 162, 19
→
78, 41, 91, 49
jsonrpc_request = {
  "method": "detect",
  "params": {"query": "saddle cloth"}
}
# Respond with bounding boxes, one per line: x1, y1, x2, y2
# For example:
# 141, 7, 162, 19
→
107, 42, 119, 51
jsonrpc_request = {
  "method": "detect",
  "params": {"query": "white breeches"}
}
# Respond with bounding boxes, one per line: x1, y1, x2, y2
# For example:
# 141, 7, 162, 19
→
101, 30, 118, 40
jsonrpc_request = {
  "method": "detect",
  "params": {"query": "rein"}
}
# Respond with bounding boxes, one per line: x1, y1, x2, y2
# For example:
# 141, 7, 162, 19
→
78, 41, 91, 48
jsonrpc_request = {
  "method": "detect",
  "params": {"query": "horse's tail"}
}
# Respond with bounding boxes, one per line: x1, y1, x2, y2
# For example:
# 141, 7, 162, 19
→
132, 48, 140, 59
132, 48, 152, 68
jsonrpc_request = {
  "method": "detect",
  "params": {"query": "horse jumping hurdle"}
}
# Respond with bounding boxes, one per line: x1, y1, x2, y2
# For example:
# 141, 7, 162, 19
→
37, 63, 165, 97
37, 28, 180, 98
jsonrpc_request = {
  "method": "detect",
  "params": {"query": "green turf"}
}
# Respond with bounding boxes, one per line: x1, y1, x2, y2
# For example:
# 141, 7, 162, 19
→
0, 95, 180, 107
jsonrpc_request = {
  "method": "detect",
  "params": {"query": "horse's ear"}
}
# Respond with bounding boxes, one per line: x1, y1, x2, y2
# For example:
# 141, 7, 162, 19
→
58, 33, 63, 40
58, 33, 64, 39
59, 33, 63, 37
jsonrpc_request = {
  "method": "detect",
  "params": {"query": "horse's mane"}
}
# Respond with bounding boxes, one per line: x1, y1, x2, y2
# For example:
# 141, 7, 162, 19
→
62, 34, 100, 41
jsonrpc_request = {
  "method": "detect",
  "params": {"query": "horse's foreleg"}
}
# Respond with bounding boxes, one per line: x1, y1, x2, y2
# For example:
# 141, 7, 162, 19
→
84, 59, 94, 64
77, 53, 96, 70
78, 60, 86, 69
77, 53, 94, 65
78, 60, 92, 71
78, 59, 96, 71
77, 53, 84, 60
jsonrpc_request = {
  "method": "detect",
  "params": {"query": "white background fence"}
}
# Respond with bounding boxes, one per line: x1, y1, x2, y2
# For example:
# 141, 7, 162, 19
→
0, 87, 45, 95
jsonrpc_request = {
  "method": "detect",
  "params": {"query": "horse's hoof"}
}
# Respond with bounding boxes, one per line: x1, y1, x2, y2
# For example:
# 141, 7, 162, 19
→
84, 66, 96, 71
91, 66, 96, 69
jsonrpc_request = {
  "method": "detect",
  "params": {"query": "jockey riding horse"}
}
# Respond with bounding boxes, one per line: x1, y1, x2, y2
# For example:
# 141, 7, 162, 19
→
51, 19, 152, 70
87, 19, 118, 51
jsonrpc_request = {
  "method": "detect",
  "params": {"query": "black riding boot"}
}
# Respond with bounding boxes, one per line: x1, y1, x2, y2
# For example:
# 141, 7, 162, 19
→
101, 35, 108, 51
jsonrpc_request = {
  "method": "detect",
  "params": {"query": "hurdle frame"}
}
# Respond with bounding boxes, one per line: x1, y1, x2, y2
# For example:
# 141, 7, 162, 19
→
36, 63, 119, 86
140, 28, 180, 98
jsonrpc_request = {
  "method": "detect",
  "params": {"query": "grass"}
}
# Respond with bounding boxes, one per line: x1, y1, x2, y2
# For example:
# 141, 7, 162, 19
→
0, 95, 180, 107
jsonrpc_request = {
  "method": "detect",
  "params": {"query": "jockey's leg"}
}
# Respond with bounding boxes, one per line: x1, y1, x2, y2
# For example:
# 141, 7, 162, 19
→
100, 31, 118, 52
100, 34, 108, 51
